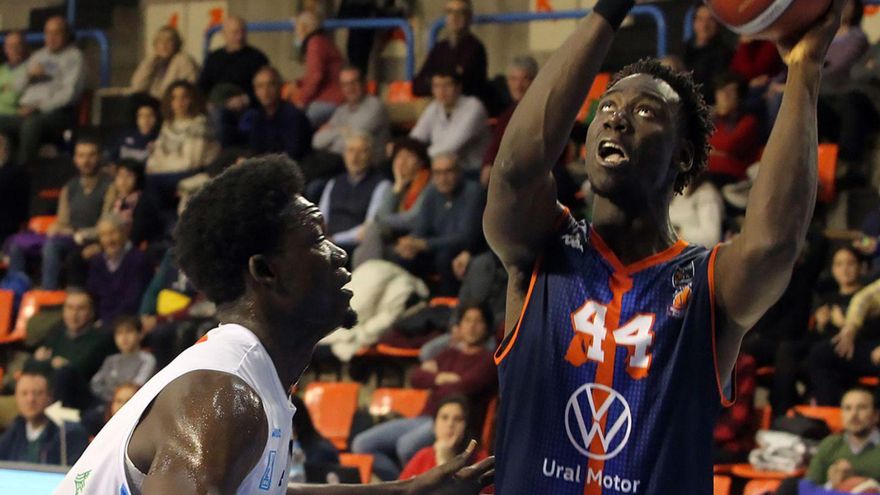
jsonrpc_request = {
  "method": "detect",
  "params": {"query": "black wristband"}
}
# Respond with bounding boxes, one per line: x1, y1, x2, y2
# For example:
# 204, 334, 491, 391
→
593, 0, 636, 31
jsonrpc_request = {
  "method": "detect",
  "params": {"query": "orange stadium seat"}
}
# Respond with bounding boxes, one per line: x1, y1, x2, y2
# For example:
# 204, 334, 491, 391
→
859, 376, 879, 387
731, 463, 805, 480
0, 290, 66, 345
817, 143, 838, 204
429, 297, 459, 308
375, 343, 421, 359
387, 81, 415, 104
369, 388, 430, 418
791, 405, 843, 433
481, 396, 498, 451
744, 479, 782, 495
714, 475, 732, 495
0, 290, 13, 338
27, 215, 57, 235
304, 382, 360, 451
577, 72, 612, 122
339, 453, 374, 483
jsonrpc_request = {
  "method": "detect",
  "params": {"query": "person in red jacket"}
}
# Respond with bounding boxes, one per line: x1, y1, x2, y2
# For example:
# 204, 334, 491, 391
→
707, 72, 762, 185
294, 10, 344, 127
352, 304, 497, 481
400, 395, 488, 480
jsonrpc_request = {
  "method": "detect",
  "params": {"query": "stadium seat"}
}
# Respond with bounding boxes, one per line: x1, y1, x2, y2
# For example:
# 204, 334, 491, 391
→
817, 143, 838, 204
731, 463, 805, 480
756, 366, 775, 378
713, 464, 734, 474
760, 405, 773, 430
303, 382, 361, 451
339, 453, 374, 483
481, 396, 498, 451
859, 376, 879, 387
27, 215, 57, 235
0, 290, 66, 345
37, 188, 61, 201
577, 72, 611, 122
791, 405, 843, 433
0, 289, 13, 338
387, 81, 415, 104
375, 343, 421, 359
714, 475, 732, 495
743, 479, 782, 495
429, 297, 459, 308
368, 388, 430, 418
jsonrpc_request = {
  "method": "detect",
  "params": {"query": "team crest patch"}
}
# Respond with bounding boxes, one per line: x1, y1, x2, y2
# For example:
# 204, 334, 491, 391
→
668, 262, 695, 318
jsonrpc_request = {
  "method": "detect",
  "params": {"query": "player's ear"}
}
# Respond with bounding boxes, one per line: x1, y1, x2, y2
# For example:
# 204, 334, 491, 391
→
674, 139, 695, 174
248, 254, 276, 287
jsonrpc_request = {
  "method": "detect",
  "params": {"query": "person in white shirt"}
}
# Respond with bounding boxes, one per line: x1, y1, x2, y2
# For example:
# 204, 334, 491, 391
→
668, 177, 725, 248
54, 155, 492, 495
410, 69, 489, 176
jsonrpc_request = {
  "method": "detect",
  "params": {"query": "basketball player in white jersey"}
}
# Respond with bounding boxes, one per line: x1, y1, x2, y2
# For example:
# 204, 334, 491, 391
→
54, 156, 493, 494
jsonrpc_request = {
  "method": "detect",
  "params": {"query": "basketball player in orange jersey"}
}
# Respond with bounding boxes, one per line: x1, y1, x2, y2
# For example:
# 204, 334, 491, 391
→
485, 0, 844, 494
54, 157, 492, 494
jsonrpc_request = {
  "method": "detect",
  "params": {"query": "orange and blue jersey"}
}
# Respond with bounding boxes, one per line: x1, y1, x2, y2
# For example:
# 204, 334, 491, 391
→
494, 211, 733, 495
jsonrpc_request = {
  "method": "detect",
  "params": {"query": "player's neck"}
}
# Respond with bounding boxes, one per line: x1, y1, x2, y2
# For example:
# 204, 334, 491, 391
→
591, 195, 679, 265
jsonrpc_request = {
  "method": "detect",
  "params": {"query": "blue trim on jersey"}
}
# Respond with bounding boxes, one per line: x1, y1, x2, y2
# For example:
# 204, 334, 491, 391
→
259, 450, 277, 490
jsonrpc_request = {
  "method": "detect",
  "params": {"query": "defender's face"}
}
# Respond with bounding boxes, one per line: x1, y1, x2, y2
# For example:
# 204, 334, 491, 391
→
585, 74, 685, 201
272, 197, 355, 339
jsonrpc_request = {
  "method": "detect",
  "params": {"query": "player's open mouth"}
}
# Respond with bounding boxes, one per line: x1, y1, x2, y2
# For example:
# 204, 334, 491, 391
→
597, 140, 629, 166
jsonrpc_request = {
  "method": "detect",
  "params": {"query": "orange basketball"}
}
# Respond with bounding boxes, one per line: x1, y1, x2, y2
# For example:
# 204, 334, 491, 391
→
704, 0, 832, 41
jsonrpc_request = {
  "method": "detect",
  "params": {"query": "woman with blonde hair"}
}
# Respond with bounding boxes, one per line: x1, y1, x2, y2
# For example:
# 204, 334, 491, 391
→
129, 26, 200, 99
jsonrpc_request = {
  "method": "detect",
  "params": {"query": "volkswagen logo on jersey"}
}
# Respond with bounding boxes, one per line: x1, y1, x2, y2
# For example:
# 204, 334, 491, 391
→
565, 383, 633, 460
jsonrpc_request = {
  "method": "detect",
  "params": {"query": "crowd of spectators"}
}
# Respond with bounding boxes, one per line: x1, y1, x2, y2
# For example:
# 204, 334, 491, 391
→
0, 1, 878, 490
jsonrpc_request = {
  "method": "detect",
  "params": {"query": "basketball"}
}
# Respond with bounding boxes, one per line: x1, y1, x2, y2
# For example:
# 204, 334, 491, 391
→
704, 0, 832, 40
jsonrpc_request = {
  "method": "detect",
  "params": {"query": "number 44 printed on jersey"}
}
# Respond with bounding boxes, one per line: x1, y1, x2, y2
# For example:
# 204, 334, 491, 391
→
565, 301, 655, 379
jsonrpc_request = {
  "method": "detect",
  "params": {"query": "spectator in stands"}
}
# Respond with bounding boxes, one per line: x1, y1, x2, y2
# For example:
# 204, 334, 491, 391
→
772, 246, 865, 414
26, 289, 115, 410
198, 16, 267, 112
89, 316, 156, 403
293, 10, 345, 127
0, 16, 85, 166
823, 0, 868, 93
85, 214, 153, 328
129, 26, 200, 100
83, 382, 141, 437
145, 80, 220, 212
481, 55, 538, 187
312, 66, 390, 162
412, 0, 487, 104
242, 66, 313, 161
290, 395, 339, 465
108, 159, 163, 248
318, 131, 391, 254
6, 137, 113, 290
0, 371, 88, 465
393, 153, 483, 296
714, 353, 757, 464
107, 383, 139, 418
110, 97, 161, 166
352, 138, 432, 268
400, 395, 486, 480
352, 304, 497, 481
775, 387, 880, 495
706, 72, 761, 185
682, 3, 733, 105
669, 176, 724, 248
808, 274, 880, 406
0, 132, 28, 245
0, 31, 29, 117
410, 70, 489, 176
729, 36, 783, 88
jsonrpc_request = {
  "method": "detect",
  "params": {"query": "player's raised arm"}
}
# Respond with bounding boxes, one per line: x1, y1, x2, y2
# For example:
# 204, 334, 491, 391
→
714, 0, 844, 378
484, 0, 633, 333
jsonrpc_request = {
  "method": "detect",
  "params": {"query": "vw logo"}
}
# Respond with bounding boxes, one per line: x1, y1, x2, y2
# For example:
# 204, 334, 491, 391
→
565, 383, 633, 460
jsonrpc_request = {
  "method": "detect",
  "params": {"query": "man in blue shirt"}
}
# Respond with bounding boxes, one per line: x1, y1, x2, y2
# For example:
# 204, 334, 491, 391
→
241, 66, 312, 161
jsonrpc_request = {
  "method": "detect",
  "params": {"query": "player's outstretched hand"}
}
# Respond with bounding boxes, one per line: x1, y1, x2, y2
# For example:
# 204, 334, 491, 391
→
777, 0, 844, 66
405, 440, 494, 495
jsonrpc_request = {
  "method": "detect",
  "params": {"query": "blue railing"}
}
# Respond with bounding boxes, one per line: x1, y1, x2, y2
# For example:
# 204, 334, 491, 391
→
204, 18, 416, 80
0, 29, 111, 87
428, 5, 669, 58
684, 1, 880, 42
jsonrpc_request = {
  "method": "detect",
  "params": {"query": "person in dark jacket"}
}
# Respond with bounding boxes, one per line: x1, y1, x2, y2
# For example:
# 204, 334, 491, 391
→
241, 66, 313, 160
0, 371, 88, 465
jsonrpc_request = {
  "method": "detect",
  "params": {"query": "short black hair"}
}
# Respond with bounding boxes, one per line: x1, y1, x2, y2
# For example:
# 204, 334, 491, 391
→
713, 71, 747, 100
113, 314, 143, 334
843, 386, 879, 409
174, 155, 305, 304
75, 134, 102, 150
116, 159, 146, 191
609, 58, 714, 194
456, 302, 493, 339
431, 67, 463, 85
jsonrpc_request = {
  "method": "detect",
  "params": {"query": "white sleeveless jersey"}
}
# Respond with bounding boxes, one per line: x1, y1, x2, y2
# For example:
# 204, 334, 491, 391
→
53, 324, 296, 495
